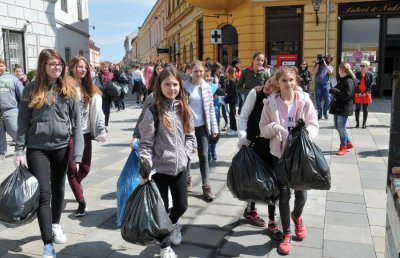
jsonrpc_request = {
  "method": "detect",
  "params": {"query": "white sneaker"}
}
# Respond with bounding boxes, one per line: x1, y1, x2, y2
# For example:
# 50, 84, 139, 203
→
160, 246, 176, 258
42, 243, 56, 258
226, 129, 237, 136
170, 223, 182, 246
52, 224, 67, 244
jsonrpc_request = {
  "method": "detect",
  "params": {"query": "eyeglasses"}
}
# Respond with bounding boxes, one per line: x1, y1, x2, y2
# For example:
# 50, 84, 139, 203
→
46, 63, 64, 68
360, 65, 366, 67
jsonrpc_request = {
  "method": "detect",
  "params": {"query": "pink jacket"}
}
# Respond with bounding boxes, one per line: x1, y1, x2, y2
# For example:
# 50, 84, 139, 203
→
259, 91, 319, 158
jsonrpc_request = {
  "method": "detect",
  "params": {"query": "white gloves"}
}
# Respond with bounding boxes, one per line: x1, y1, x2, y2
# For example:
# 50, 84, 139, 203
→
14, 153, 26, 167
96, 130, 107, 143
237, 138, 251, 149
273, 124, 288, 136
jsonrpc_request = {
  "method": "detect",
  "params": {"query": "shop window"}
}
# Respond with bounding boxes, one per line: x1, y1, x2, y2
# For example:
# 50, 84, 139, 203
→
341, 19, 379, 76
2, 29, 25, 72
65, 47, 71, 65
387, 18, 400, 35
61, 0, 68, 12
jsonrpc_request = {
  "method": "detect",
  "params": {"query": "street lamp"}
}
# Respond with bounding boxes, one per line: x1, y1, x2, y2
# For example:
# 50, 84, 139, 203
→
312, 0, 321, 26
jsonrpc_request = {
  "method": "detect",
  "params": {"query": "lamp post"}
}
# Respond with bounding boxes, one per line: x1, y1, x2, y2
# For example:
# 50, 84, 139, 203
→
312, 0, 321, 26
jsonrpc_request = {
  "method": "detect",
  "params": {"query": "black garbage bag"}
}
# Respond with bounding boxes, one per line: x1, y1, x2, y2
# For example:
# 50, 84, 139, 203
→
227, 146, 280, 204
0, 165, 39, 225
274, 119, 331, 190
121, 181, 173, 245
104, 81, 122, 97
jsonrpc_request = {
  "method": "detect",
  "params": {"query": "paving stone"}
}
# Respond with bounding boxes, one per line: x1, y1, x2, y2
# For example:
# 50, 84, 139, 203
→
363, 189, 387, 209
219, 233, 273, 257
191, 213, 239, 229
327, 192, 365, 204
324, 224, 373, 245
268, 245, 322, 258
323, 240, 375, 258
203, 203, 243, 217
326, 201, 367, 214
325, 211, 370, 228
366, 208, 386, 227
361, 177, 386, 190
173, 244, 214, 258
183, 226, 229, 247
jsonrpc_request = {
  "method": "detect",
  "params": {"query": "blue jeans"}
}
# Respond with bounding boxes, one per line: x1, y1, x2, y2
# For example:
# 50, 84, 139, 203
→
333, 115, 351, 146
314, 84, 330, 119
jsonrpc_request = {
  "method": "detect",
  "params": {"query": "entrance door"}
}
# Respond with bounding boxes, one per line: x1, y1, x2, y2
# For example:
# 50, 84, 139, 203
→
383, 17, 400, 95
2, 29, 25, 71
220, 44, 238, 67
218, 25, 238, 67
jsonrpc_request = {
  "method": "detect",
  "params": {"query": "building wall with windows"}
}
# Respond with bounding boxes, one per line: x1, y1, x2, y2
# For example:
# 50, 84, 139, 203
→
0, 0, 57, 73
89, 39, 100, 69
55, 0, 89, 64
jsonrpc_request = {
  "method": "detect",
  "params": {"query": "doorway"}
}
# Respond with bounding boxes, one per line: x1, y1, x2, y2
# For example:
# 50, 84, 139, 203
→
218, 25, 238, 67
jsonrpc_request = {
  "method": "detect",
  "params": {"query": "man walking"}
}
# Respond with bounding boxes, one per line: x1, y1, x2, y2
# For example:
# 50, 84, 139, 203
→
312, 54, 334, 120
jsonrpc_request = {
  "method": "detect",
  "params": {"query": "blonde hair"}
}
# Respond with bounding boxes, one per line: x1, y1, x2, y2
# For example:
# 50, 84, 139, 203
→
339, 62, 356, 80
275, 66, 299, 92
190, 60, 204, 70
360, 60, 370, 67
30, 49, 77, 109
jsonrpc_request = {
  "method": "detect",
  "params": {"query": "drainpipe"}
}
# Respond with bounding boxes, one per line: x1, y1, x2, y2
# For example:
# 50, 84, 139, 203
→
325, 0, 330, 56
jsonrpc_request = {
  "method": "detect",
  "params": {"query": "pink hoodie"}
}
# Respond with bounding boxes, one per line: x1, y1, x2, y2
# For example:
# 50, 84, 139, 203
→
259, 91, 319, 158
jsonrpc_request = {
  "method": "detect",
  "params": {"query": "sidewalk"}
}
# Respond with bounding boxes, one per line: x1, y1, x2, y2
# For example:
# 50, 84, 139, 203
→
0, 96, 390, 258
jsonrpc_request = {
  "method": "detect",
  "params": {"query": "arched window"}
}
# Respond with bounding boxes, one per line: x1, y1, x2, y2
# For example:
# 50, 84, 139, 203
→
221, 24, 238, 45
190, 43, 193, 62
183, 45, 186, 63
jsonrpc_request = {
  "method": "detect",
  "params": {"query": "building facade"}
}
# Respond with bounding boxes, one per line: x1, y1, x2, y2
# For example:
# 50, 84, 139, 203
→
89, 39, 100, 68
55, 0, 90, 64
0, 0, 58, 73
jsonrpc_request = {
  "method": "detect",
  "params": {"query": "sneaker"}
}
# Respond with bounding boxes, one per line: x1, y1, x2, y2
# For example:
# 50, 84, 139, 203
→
9, 140, 16, 146
42, 243, 56, 258
187, 176, 193, 193
346, 142, 353, 150
278, 234, 292, 255
221, 124, 229, 131
291, 212, 307, 240
74, 200, 87, 217
160, 246, 176, 258
170, 223, 182, 246
336, 145, 347, 156
266, 221, 284, 240
202, 184, 215, 201
226, 129, 237, 136
243, 209, 266, 227
211, 150, 217, 161
52, 224, 67, 244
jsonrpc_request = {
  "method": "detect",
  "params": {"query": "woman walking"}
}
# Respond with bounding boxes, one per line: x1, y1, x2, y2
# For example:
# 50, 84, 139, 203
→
259, 66, 318, 255
354, 60, 373, 129
138, 67, 194, 258
15, 49, 84, 258
67, 56, 107, 217
329, 62, 357, 155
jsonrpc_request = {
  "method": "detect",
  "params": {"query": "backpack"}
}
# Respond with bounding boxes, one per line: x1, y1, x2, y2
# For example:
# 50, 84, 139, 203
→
149, 105, 159, 136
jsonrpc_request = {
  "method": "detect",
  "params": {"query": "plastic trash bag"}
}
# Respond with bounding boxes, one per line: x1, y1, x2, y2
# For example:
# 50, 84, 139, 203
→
0, 165, 39, 225
104, 81, 122, 97
116, 143, 140, 227
121, 181, 173, 245
227, 145, 280, 204
274, 119, 331, 190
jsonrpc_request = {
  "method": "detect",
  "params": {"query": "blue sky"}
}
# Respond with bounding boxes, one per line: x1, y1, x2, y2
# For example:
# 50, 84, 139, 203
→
88, 0, 157, 63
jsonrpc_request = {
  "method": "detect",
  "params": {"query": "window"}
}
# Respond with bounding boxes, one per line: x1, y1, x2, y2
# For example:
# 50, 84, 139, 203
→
61, 0, 68, 12
2, 29, 25, 72
77, 0, 83, 21
79, 50, 83, 56
65, 48, 71, 65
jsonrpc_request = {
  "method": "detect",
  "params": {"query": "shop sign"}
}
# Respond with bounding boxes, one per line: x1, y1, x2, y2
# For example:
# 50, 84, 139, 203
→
157, 48, 169, 54
210, 29, 222, 44
340, 2, 400, 15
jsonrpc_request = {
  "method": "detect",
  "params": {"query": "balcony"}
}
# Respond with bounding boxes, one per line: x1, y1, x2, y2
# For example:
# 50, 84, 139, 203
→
185, 0, 245, 11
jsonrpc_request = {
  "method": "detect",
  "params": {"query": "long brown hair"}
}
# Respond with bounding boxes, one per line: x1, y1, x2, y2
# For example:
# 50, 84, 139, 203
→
153, 66, 192, 134
30, 49, 77, 109
69, 56, 101, 104
148, 63, 163, 92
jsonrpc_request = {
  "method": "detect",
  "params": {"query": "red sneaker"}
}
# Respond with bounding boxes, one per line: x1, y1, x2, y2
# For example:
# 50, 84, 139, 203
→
346, 142, 354, 150
243, 209, 266, 227
336, 145, 347, 156
278, 234, 292, 255
266, 221, 284, 240
291, 212, 307, 240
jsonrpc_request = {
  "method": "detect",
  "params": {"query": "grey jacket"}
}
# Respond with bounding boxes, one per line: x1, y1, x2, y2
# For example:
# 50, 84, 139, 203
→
0, 73, 24, 112
138, 100, 194, 176
15, 83, 84, 163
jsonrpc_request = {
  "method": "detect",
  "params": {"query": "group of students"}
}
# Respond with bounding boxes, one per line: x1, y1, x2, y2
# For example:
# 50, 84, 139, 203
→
0, 49, 107, 258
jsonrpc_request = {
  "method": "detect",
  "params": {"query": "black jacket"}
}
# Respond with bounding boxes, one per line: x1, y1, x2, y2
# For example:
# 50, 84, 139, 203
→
329, 75, 356, 116
224, 79, 238, 104
355, 71, 374, 93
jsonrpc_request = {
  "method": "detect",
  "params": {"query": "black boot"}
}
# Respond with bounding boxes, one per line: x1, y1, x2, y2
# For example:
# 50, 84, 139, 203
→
362, 111, 368, 129
355, 110, 360, 128
75, 200, 87, 217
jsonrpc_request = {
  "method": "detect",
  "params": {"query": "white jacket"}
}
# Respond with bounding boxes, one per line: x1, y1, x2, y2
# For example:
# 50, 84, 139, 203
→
90, 94, 106, 138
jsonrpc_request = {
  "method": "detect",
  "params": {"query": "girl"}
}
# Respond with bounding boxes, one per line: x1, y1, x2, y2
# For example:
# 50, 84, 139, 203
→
259, 66, 318, 255
237, 52, 271, 98
329, 62, 357, 155
184, 60, 219, 201
147, 62, 164, 95
138, 67, 194, 258
67, 56, 107, 217
224, 67, 238, 135
354, 60, 373, 128
98, 61, 113, 128
299, 60, 312, 93
15, 49, 84, 258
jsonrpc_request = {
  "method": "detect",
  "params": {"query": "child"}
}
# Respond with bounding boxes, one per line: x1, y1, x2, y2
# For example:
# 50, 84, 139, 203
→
259, 66, 318, 255
67, 56, 107, 217
224, 67, 238, 135
15, 49, 84, 258
138, 67, 194, 258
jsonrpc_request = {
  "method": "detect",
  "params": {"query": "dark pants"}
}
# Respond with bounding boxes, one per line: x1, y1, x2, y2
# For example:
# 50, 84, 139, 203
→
153, 170, 188, 248
27, 147, 70, 244
228, 102, 237, 131
67, 133, 92, 202
102, 94, 112, 126
220, 104, 228, 126
238, 93, 244, 115
355, 103, 368, 125
194, 125, 210, 185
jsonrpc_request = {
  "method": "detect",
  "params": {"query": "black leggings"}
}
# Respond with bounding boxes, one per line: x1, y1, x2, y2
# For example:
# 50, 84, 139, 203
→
27, 147, 70, 244
355, 103, 368, 124
279, 187, 307, 234
152, 170, 188, 248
